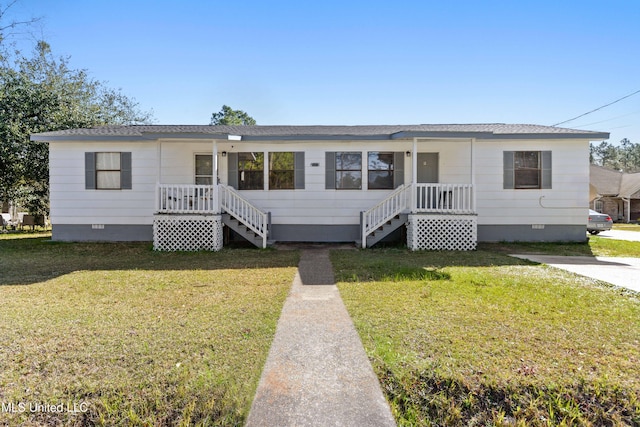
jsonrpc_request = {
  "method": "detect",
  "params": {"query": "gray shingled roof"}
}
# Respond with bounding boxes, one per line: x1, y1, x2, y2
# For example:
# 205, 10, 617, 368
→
31, 123, 609, 141
619, 172, 640, 198
590, 164, 640, 198
590, 164, 623, 196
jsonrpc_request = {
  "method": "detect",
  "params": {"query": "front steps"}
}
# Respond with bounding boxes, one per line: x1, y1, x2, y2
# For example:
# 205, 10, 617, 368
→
222, 214, 272, 248
364, 214, 408, 248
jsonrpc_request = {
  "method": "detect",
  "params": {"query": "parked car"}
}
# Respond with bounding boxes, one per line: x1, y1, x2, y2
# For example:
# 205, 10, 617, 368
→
587, 209, 613, 235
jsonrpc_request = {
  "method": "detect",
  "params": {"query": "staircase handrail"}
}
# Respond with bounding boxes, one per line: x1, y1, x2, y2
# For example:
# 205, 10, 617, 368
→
219, 184, 268, 248
361, 184, 410, 248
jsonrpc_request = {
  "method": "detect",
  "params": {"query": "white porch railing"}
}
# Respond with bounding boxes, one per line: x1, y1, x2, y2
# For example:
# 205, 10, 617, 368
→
414, 183, 475, 214
361, 184, 411, 248
361, 183, 475, 248
156, 184, 219, 214
219, 184, 269, 248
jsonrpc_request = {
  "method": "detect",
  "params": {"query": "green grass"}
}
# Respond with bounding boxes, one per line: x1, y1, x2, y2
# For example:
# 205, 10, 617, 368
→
614, 223, 640, 232
0, 234, 299, 426
333, 248, 640, 426
481, 236, 640, 258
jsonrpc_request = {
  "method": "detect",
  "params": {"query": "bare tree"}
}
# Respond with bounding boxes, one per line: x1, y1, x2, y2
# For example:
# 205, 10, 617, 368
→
0, 1, 41, 45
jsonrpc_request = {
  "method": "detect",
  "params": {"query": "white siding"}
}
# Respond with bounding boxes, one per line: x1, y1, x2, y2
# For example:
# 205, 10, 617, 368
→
49, 141, 157, 225
216, 141, 409, 225
49, 137, 591, 228
474, 139, 590, 225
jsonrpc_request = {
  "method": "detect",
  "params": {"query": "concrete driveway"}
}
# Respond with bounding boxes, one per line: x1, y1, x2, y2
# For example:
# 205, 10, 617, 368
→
593, 229, 640, 242
512, 229, 640, 293
511, 254, 640, 293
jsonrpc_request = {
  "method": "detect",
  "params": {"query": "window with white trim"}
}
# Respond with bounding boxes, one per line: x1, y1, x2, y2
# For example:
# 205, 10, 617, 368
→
238, 152, 265, 190
335, 152, 362, 190
367, 152, 394, 189
85, 152, 132, 190
96, 152, 121, 189
195, 154, 213, 185
504, 151, 552, 189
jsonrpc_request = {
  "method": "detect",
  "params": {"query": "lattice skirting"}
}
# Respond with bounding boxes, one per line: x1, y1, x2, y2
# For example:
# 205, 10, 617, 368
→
153, 215, 223, 251
407, 214, 477, 251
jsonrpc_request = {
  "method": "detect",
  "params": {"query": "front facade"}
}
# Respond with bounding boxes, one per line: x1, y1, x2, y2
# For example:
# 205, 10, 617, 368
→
32, 124, 609, 250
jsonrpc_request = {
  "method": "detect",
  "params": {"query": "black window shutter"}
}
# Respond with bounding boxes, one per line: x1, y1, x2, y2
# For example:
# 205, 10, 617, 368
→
120, 152, 132, 189
227, 153, 238, 189
325, 152, 336, 189
541, 151, 552, 189
393, 152, 404, 188
294, 152, 305, 189
85, 152, 96, 189
503, 151, 514, 189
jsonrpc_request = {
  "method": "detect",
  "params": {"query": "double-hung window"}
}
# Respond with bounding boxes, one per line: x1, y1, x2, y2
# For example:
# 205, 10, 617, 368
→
85, 152, 132, 190
367, 152, 394, 189
334, 152, 362, 190
269, 152, 295, 189
195, 154, 213, 185
238, 152, 265, 190
503, 151, 552, 189
96, 153, 121, 189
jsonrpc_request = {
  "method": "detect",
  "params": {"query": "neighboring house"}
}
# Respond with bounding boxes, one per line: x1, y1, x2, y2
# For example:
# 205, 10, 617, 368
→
590, 164, 640, 222
31, 124, 608, 251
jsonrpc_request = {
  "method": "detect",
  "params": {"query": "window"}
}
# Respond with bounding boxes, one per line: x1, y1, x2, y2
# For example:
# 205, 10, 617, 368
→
334, 152, 362, 189
269, 152, 294, 189
85, 152, 132, 190
514, 151, 540, 188
503, 151, 551, 189
195, 155, 213, 185
594, 200, 603, 212
96, 152, 121, 189
238, 152, 264, 190
368, 152, 394, 189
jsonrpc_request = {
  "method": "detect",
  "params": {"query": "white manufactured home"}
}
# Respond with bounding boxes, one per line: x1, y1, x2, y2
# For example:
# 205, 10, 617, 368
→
31, 124, 609, 250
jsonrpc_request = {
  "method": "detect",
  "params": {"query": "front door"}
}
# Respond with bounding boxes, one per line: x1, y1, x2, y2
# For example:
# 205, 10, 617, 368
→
416, 153, 439, 209
417, 153, 438, 183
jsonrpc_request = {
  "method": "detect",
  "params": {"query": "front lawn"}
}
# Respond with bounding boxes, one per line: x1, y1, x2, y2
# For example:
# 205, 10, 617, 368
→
614, 223, 640, 232
0, 235, 299, 426
482, 236, 640, 258
333, 248, 640, 426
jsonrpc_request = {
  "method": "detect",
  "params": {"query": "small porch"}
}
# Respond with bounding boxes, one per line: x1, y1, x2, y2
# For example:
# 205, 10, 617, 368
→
361, 182, 477, 250
153, 183, 269, 251
153, 182, 476, 251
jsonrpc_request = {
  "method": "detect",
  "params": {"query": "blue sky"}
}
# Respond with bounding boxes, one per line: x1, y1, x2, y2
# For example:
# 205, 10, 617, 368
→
9, 0, 640, 145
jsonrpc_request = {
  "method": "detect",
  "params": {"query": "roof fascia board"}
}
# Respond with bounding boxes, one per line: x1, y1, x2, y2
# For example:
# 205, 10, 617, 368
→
393, 131, 610, 140
30, 135, 148, 142
241, 134, 392, 141
140, 132, 229, 140
392, 131, 489, 139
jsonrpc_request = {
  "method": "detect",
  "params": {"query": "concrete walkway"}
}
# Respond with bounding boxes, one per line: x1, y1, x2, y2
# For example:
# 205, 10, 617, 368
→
246, 249, 396, 427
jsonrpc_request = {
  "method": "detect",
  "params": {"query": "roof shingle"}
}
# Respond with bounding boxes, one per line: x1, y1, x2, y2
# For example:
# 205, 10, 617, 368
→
31, 123, 610, 141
